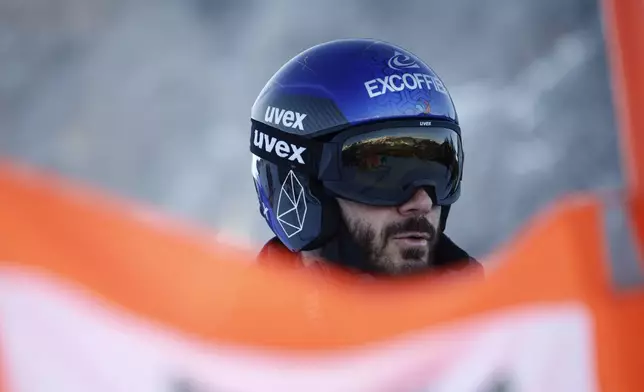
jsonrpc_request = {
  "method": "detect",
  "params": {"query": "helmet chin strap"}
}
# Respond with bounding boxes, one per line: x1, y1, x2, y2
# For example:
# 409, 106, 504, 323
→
440, 205, 451, 231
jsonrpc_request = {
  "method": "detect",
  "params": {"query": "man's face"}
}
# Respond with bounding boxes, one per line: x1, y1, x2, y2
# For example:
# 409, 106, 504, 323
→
336, 189, 442, 275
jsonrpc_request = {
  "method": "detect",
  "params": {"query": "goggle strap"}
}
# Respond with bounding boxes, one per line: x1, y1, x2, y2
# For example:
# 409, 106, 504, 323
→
250, 120, 324, 177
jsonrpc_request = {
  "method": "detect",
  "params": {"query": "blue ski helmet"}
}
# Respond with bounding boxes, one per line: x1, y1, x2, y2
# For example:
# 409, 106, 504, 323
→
250, 39, 463, 252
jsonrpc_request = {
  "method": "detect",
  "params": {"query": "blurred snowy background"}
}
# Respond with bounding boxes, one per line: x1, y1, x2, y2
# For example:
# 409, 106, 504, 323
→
0, 0, 623, 259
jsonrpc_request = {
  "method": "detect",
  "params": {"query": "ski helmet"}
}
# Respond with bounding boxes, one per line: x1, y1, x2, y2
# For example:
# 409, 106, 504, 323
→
250, 38, 464, 253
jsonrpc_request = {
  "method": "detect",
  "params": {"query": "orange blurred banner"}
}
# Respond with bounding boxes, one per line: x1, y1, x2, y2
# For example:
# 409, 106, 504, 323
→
602, 0, 644, 195
0, 161, 641, 391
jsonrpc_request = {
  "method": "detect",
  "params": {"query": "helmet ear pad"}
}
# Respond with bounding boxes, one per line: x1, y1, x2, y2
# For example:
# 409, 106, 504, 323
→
257, 160, 340, 252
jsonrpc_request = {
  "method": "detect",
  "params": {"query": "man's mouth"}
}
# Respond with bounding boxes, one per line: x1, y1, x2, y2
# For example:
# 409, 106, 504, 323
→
392, 232, 432, 246
393, 232, 430, 240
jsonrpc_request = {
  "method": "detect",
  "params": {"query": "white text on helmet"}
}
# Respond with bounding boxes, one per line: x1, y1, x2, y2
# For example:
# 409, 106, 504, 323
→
264, 106, 307, 131
253, 130, 307, 164
364, 73, 448, 98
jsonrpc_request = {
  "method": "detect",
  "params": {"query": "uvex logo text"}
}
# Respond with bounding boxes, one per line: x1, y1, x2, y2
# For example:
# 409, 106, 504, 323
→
253, 130, 306, 164
264, 106, 307, 131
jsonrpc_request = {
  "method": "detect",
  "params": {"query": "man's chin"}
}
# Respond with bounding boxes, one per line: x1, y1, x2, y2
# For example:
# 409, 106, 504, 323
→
386, 252, 430, 274
388, 260, 429, 275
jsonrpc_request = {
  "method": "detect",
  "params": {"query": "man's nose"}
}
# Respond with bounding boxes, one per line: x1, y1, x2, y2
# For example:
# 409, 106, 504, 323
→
397, 189, 434, 216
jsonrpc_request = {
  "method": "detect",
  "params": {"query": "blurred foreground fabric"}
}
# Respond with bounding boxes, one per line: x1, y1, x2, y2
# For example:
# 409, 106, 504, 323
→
0, 152, 641, 391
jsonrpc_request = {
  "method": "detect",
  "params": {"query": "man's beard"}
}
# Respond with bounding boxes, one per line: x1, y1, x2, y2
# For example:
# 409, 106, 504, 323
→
347, 216, 439, 275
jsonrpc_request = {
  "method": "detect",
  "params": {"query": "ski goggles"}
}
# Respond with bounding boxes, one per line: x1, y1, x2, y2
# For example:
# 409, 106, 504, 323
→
250, 118, 463, 206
